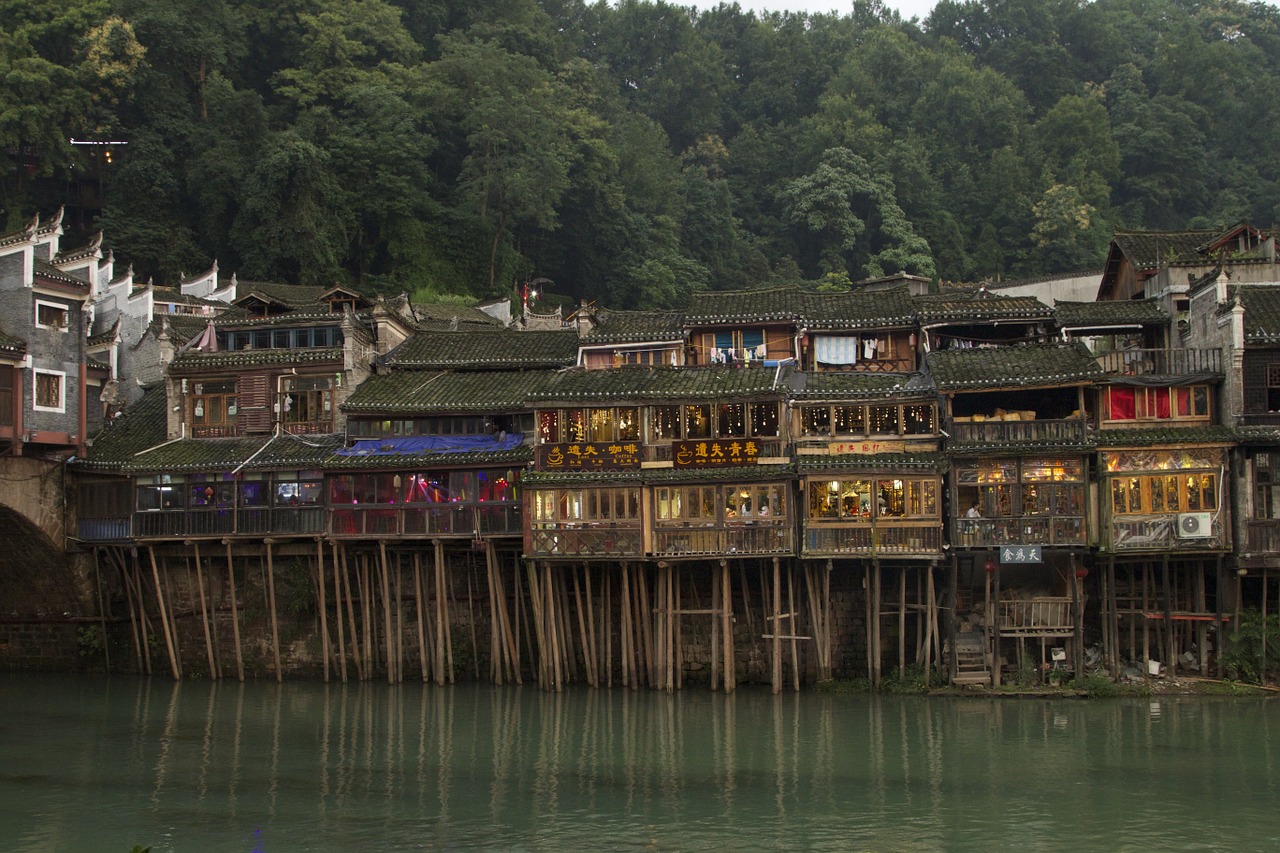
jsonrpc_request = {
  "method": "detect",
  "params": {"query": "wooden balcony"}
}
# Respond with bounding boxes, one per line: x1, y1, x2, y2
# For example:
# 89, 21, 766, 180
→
133, 506, 327, 538
803, 521, 941, 557
1244, 519, 1280, 558
527, 525, 644, 558
330, 505, 520, 538
950, 418, 1087, 446
1108, 515, 1225, 552
997, 597, 1074, 637
1094, 347, 1222, 377
77, 516, 131, 542
653, 522, 793, 558
954, 517, 1085, 548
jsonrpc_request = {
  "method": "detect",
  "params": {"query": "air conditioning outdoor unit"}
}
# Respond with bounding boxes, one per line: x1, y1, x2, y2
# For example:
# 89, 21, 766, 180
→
1176, 512, 1213, 539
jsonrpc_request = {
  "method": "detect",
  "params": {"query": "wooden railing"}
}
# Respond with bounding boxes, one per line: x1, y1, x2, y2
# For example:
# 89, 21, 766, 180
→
77, 516, 131, 542
803, 522, 941, 556
1245, 519, 1280, 555
652, 523, 793, 557
133, 506, 327, 538
954, 517, 1085, 548
997, 597, 1074, 636
1094, 347, 1222, 376
528, 525, 644, 558
331, 505, 520, 538
950, 418, 1087, 446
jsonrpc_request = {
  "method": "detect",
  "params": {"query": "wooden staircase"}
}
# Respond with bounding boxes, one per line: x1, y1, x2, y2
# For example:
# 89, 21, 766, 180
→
951, 633, 992, 686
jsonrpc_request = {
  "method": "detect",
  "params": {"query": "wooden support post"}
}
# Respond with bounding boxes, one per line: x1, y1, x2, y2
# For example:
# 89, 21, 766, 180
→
872, 559, 883, 688
222, 541, 244, 682
379, 541, 395, 685
924, 564, 936, 677
264, 541, 283, 683
434, 540, 448, 686
721, 560, 735, 693
947, 555, 958, 684
864, 560, 874, 683
1196, 562, 1208, 677
414, 551, 429, 683
1162, 556, 1174, 675
148, 546, 182, 681
572, 565, 595, 687
788, 563, 800, 692
1142, 562, 1151, 672
339, 544, 363, 680
711, 563, 721, 691
315, 539, 331, 684
1071, 558, 1083, 682
898, 566, 907, 678
772, 556, 782, 695
109, 548, 142, 673
620, 563, 633, 689
990, 560, 1001, 687
1215, 556, 1225, 679
330, 542, 347, 683
1107, 557, 1119, 679
585, 565, 598, 689
192, 542, 218, 680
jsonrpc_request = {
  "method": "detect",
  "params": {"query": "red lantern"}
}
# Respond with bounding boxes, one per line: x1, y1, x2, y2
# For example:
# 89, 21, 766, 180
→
984, 559, 998, 574
1075, 567, 1089, 579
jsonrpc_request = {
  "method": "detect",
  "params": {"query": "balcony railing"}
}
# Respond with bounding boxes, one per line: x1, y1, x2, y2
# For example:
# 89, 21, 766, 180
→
1109, 515, 1224, 551
1245, 519, 1280, 555
652, 523, 793, 557
77, 516, 131, 542
330, 504, 520, 538
132, 506, 327, 538
803, 521, 941, 556
997, 597, 1074, 636
528, 525, 644, 558
953, 517, 1086, 548
950, 418, 1087, 446
1094, 347, 1222, 377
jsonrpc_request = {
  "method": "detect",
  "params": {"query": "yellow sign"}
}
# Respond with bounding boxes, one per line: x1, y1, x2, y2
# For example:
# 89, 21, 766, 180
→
829, 440, 904, 455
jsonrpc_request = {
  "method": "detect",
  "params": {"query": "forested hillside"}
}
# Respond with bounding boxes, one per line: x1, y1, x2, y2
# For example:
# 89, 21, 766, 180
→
4, 0, 1279, 307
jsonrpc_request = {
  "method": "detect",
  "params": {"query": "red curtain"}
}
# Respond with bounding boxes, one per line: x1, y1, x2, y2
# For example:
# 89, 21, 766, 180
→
1108, 387, 1134, 420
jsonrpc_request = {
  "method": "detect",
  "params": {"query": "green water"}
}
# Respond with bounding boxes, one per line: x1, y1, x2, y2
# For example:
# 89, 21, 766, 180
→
0, 674, 1276, 852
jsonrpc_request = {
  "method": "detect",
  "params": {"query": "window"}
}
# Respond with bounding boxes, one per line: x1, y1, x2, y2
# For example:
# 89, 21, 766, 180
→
35, 301, 69, 331
799, 403, 937, 438
0, 368, 13, 427
956, 458, 1084, 521
703, 328, 768, 363
274, 471, 323, 506
807, 477, 936, 520
136, 474, 184, 511
1105, 385, 1210, 422
191, 379, 237, 437
33, 370, 64, 412
534, 488, 640, 523
1108, 473, 1218, 514
279, 375, 333, 434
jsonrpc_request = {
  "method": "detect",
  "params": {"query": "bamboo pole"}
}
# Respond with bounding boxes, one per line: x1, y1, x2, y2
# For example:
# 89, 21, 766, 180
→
264, 541, 283, 683
788, 562, 800, 691
111, 548, 143, 673
620, 563, 634, 689
379, 541, 395, 685
414, 551, 428, 682
722, 560, 735, 692
339, 544, 363, 680
434, 540, 448, 686
148, 546, 182, 681
572, 565, 595, 687
222, 541, 243, 682
192, 542, 218, 680
772, 556, 782, 695
316, 539, 331, 683
637, 566, 654, 688
331, 542, 347, 683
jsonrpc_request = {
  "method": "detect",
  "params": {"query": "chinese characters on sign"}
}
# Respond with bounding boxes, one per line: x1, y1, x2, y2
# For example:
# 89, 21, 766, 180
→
1000, 545, 1042, 564
537, 442, 641, 471
829, 440, 905, 455
673, 439, 760, 467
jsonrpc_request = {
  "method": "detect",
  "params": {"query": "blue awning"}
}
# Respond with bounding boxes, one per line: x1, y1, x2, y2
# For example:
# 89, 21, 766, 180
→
337, 433, 524, 457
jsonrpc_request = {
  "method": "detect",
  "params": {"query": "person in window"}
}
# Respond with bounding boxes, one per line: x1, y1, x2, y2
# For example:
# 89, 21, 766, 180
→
966, 501, 982, 519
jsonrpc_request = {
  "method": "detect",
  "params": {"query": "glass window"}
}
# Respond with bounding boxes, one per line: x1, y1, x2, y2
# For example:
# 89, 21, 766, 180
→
718, 403, 746, 438
833, 405, 865, 435
538, 411, 560, 443
750, 402, 779, 437
686, 404, 712, 439
802, 406, 831, 437
651, 405, 681, 441
868, 405, 899, 435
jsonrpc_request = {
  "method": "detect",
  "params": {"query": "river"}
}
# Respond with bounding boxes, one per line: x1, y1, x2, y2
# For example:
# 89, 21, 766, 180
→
0, 674, 1276, 851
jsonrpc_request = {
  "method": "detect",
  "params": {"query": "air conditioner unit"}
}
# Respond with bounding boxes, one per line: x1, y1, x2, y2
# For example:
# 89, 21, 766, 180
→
1176, 512, 1213, 539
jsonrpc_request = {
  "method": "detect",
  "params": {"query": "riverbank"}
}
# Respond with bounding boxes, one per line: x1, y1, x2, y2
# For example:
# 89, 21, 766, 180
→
816, 671, 1277, 699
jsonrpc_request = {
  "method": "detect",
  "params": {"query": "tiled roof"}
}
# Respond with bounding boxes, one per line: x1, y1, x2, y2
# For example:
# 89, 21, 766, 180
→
914, 292, 1052, 324
235, 282, 328, 308
796, 452, 949, 473
582, 310, 684, 344
1234, 425, 1280, 446
324, 443, 533, 470
76, 385, 169, 470
529, 365, 785, 404
413, 302, 503, 327
342, 370, 554, 413
1111, 229, 1218, 270
385, 330, 580, 369
801, 287, 916, 330
927, 342, 1102, 391
1054, 298, 1168, 328
53, 231, 102, 264
116, 433, 343, 474
0, 218, 37, 249
147, 315, 210, 346
168, 346, 344, 373
87, 319, 119, 348
212, 305, 356, 327
682, 286, 803, 324
788, 371, 933, 400
151, 286, 225, 308
1094, 425, 1238, 447
0, 330, 27, 357
33, 258, 89, 290
1234, 286, 1280, 343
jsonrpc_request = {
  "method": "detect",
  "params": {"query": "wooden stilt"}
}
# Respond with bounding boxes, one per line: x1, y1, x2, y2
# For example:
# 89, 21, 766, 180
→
379, 541, 395, 685
434, 540, 448, 686
572, 565, 595, 687
1162, 556, 1174, 675
872, 559, 883, 688
132, 552, 154, 677
331, 542, 347, 683
414, 551, 428, 683
1196, 565, 1208, 676
772, 556, 782, 695
264, 541, 283, 683
192, 542, 218, 680
924, 565, 936, 677
722, 560, 735, 692
222, 541, 244, 682
620, 563, 634, 689
1142, 562, 1151, 671
339, 544, 363, 680
788, 563, 800, 691
148, 547, 182, 681
864, 560, 874, 683
585, 565, 598, 689
466, 553, 479, 681
711, 564, 721, 691
316, 539, 330, 683
1107, 557, 1119, 679
110, 548, 143, 673
898, 566, 907, 677
604, 567, 613, 688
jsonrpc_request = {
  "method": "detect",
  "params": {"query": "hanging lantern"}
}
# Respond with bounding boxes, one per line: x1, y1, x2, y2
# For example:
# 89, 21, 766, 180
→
984, 559, 998, 574
1075, 567, 1089, 579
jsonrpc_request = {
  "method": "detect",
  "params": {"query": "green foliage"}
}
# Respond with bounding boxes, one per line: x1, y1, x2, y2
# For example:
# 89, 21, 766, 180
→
77, 624, 105, 660
1074, 672, 1119, 698
1225, 610, 1280, 685
885, 664, 935, 694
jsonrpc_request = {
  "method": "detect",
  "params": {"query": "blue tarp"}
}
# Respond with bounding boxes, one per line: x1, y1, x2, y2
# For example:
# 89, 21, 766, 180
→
337, 433, 525, 457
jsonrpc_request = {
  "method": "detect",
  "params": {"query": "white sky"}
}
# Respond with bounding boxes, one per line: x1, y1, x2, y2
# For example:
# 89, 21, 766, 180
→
682, 0, 939, 21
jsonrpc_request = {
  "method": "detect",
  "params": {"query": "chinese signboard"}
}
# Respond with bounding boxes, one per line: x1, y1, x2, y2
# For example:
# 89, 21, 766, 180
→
537, 442, 641, 471
673, 439, 760, 467
999, 545, 1042, 564
829, 440, 905, 455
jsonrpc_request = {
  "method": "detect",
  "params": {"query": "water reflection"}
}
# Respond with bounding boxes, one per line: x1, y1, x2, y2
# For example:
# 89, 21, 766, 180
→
0, 676, 1278, 851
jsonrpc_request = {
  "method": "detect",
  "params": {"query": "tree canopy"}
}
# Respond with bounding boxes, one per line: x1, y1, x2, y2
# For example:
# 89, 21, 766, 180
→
7, 0, 1280, 305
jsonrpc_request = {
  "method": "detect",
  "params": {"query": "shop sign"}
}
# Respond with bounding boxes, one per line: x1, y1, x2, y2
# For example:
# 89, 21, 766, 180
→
537, 442, 641, 471
673, 439, 760, 467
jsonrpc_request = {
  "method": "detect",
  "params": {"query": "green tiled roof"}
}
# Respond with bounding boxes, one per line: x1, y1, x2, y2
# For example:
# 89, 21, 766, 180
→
682, 286, 803, 324
1111, 229, 1218, 271
213, 305, 358, 327
235, 282, 328, 308
1054, 298, 1168, 328
523, 464, 797, 488
1235, 425, 1280, 446
1234, 286, 1280, 343
386, 330, 579, 369
802, 287, 915, 330
914, 292, 1052, 324
324, 444, 533, 470
797, 452, 949, 473
76, 385, 169, 471
168, 346, 344, 373
788, 371, 932, 400
582, 310, 684, 344
0, 330, 27, 357
927, 342, 1102, 391
342, 370, 554, 414
1094, 425, 1238, 447
529, 365, 785, 404
413, 302, 503, 328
